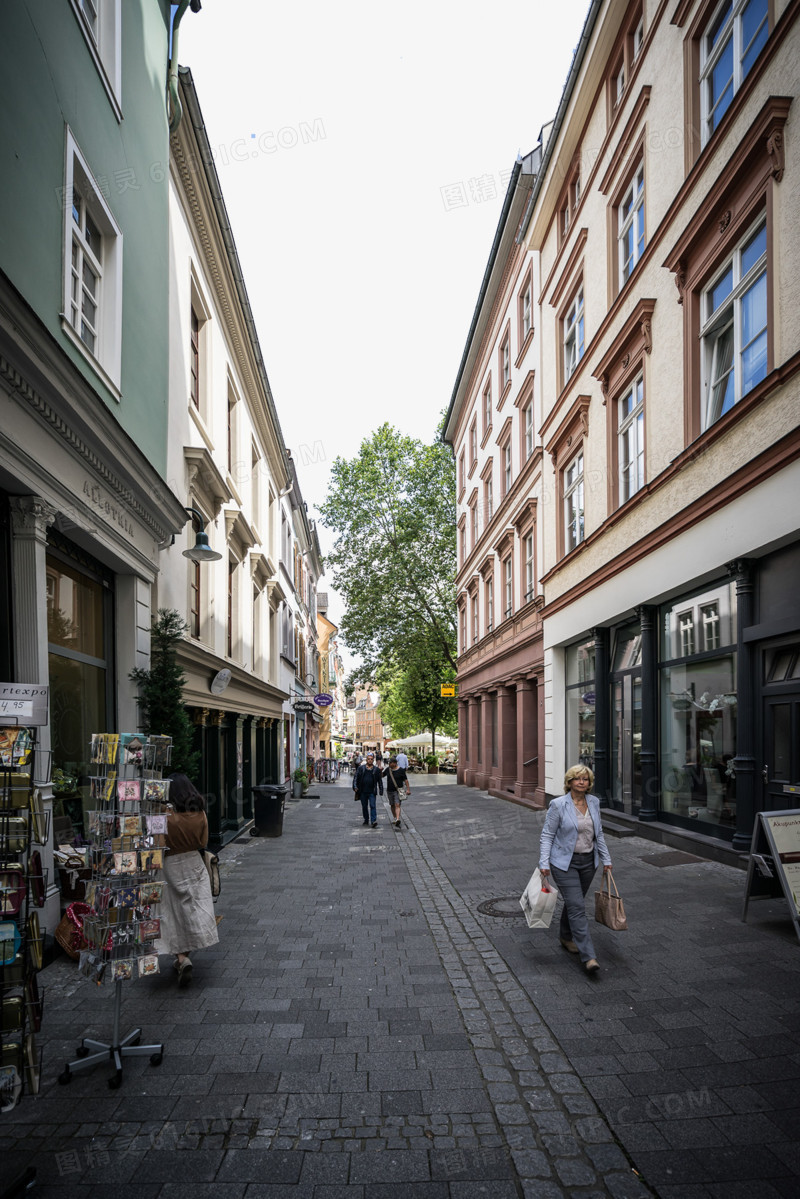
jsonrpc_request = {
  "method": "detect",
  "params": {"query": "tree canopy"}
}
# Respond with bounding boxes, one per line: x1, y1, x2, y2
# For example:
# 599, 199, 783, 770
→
318, 421, 457, 685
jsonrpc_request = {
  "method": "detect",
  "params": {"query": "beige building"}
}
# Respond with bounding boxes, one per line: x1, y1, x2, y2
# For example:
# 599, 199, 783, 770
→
447, 0, 799, 856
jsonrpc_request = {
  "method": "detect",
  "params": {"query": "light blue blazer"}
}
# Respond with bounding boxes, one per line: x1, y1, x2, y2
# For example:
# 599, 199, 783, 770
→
539, 793, 612, 872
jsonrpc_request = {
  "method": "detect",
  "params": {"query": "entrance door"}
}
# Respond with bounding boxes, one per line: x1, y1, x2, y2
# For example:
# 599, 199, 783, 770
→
761, 641, 800, 812
611, 673, 642, 814
762, 695, 800, 811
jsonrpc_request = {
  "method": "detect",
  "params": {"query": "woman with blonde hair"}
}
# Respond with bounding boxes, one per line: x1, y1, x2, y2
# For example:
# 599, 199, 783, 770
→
539, 764, 613, 974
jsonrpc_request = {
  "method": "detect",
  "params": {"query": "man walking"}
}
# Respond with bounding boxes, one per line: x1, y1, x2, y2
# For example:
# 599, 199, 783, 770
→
395, 749, 409, 770
353, 752, 383, 828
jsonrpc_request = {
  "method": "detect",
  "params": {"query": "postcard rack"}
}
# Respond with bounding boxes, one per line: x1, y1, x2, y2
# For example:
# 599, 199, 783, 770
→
58, 733, 171, 1090
0, 727, 47, 1116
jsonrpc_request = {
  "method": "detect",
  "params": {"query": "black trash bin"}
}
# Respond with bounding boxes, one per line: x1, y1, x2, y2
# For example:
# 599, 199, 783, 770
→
250, 784, 289, 837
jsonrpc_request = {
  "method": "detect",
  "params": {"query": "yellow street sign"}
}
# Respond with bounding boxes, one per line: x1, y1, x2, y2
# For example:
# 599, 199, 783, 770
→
440, 684, 456, 697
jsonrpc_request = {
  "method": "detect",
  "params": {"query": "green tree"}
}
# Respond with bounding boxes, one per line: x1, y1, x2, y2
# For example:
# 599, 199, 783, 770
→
377, 635, 457, 751
130, 608, 199, 778
319, 421, 457, 681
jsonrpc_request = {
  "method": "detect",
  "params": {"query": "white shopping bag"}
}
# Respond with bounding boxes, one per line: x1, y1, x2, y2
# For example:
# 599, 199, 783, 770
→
519, 867, 559, 929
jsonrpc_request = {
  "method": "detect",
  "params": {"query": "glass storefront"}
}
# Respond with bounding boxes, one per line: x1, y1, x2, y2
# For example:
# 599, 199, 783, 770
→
565, 637, 596, 772
46, 538, 114, 832
611, 620, 642, 815
659, 581, 737, 833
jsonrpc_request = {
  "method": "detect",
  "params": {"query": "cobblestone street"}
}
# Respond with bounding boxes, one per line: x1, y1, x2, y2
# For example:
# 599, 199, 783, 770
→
2, 775, 798, 1198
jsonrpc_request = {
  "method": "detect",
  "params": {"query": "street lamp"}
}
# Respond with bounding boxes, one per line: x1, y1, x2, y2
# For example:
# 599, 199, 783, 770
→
181, 506, 222, 563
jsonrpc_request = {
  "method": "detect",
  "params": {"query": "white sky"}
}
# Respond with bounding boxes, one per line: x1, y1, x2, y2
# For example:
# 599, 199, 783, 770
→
181, 0, 590, 652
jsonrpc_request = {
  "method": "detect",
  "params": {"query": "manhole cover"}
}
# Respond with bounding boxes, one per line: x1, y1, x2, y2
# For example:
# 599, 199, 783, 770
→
642, 850, 703, 867
477, 897, 526, 918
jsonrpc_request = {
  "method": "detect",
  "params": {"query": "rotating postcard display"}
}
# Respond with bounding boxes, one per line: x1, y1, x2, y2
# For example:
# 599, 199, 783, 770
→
58, 732, 172, 1089
0, 686, 49, 1118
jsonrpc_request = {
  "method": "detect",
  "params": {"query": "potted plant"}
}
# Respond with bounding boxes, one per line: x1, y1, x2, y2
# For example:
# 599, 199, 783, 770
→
425, 753, 439, 774
292, 768, 308, 798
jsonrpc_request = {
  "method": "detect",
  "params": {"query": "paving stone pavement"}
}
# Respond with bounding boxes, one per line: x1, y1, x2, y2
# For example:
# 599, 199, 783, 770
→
1, 774, 798, 1198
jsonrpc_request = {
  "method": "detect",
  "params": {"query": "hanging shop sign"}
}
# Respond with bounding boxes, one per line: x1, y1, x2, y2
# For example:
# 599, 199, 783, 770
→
440, 685, 456, 697
292, 700, 315, 714
314, 694, 333, 707
210, 669, 232, 696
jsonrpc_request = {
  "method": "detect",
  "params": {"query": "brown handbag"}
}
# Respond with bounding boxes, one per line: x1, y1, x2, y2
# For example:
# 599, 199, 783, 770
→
595, 872, 628, 931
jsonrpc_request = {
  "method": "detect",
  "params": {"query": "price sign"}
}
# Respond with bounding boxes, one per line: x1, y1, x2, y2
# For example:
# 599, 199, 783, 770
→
0, 685, 49, 727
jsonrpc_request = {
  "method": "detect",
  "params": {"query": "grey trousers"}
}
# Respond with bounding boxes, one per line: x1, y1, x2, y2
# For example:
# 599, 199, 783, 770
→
550, 851, 598, 962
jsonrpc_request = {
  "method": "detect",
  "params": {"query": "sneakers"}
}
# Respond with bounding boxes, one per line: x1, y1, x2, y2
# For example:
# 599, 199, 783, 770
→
371, 822, 378, 829
177, 956, 193, 987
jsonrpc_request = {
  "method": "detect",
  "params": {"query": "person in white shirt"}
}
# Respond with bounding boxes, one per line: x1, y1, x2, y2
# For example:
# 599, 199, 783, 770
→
395, 750, 409, 770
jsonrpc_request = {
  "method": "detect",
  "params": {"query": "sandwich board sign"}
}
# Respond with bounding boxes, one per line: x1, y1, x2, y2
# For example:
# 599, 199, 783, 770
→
742, 808, 800, 945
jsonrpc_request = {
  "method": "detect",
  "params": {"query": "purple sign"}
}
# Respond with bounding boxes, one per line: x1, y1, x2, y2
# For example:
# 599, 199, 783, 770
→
314, 694, 334, 707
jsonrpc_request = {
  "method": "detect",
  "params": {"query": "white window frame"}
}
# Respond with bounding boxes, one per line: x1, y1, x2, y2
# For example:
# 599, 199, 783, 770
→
700, 0, 768, 145
460, 605, 467, 653
524, 532, 535, 603
503, 556, 513, 619
70, 0, 122, 118
678, 610, 695, 657
470, 502, 478, 548
470, 422, 478, 468
483, 381, 492, 434
701, 601, 721, 651
618, 374, 645, 504
619, 164, 645, 286
522, 282, 532, 339
486, 578, 494, 633
503, 443, 512, 495
564, 285, 585, 383
471, 595, 479, 645
564, 450, 584, 553
701, 215, 767, 429
62, 129, 122, 396
501, 335, 510, 389
485, 477, 493, 524
524, 402, 534, 461
632, 17, 644, 61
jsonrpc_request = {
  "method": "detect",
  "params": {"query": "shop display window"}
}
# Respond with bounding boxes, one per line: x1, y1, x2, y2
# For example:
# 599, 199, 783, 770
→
565, 638, 596, 771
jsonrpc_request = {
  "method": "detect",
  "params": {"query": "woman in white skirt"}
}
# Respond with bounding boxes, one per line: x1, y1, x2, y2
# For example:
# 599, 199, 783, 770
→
155, 774, 218, 986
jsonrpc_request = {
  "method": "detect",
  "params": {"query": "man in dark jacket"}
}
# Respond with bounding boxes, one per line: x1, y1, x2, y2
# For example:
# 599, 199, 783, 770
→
353, 752, 384, 828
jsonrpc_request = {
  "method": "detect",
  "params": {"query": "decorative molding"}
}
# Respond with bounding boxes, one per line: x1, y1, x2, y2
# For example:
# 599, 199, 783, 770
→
766, 129, 785, 181
184, 445, 232, 516
598, 86, 652, 196
548, 228, 588, 310
8, 496, 57, 540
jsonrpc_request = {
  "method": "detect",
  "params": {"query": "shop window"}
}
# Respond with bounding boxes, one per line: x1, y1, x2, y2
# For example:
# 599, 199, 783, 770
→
565, 637, 596, 771
46, 534, 114, 828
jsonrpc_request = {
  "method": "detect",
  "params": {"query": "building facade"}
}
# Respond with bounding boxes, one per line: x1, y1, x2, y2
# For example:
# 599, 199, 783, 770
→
443, 149, 547, 805
447, 0, 799, 855
159, 67, 291, 845
0, 0, 187, 927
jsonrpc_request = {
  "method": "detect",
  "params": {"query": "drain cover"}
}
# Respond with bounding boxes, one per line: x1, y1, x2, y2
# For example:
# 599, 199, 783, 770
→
642, 850, 703, 867
477, 897, 526, 918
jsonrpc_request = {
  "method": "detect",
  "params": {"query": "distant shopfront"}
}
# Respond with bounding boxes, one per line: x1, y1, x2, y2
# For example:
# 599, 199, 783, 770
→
560, 543, 800, 850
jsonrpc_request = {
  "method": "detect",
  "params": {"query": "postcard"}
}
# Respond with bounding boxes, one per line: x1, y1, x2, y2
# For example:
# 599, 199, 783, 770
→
118, 815, 141, 837
137, 954, 159, 978
140, 918, 161, 940
143, 779, 168, 803
139, 848, 163, 872
140, 881, 163, 904
117, 779, 140, 803
146, 813, 167, 835
113, 851, 137, 874
112, 959, 133, 981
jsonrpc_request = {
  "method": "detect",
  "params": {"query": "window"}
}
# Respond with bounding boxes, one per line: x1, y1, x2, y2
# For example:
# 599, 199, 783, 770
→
459, 518, 467, 565
618, 375, 644, 503
227, 559, 237, 657
566, 637, 596, 771
500, 331, 510, 392
482, 380, 492, 437
469, 420, 478, 471
607, 4, 644, 120
486, 578, 494, 633
618, 164, 645, 286
227, 393, 236, 476
470, 498, 478, 548
189, 559, 201, 639
484, 475, 493, 524
458, 450, 465, 497
251, 443, 261, 531
70, 0, 122, 112
632, 17, 644, 61
502, 442, 512, 497
701, 217, 767, 428
459, 604, 467, 653
564, 285, 585, 383
190, 310, 200, 409
701, 601, 721, 651
678, 610, 695, 657
252, 584, 261, 673
523, 401, 534, 461
62, 133, 122, 391
564, 451, 584, 552
613, 59, 626, 108
558, 162, 582, 247
520, 279, 532, 342
524, 532, 535, 603
503, 556, 513, 619
700, 0, 768, 144
471, 594, 479, 645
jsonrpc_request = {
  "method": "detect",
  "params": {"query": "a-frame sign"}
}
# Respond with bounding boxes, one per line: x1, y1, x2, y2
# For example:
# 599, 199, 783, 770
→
742, 808, 800, 945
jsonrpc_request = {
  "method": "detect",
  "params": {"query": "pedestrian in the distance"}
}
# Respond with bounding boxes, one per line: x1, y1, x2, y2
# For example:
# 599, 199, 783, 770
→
383, 755, 410, 828
353, 752, 384, 828
538, 764, 612, 975
395, 749, 409, 770
154, 773, 219, 986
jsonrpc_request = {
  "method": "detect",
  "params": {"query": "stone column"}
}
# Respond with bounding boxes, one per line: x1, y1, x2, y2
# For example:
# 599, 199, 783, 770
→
9, 497, 58, 931
477, 694, 492, 791
729, 560, 756, 852
489, 685, 517, 794
638, 605, 659, 821
465, 697, 480, 788
514, 677, 538, 802
457, 700, 468, 785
